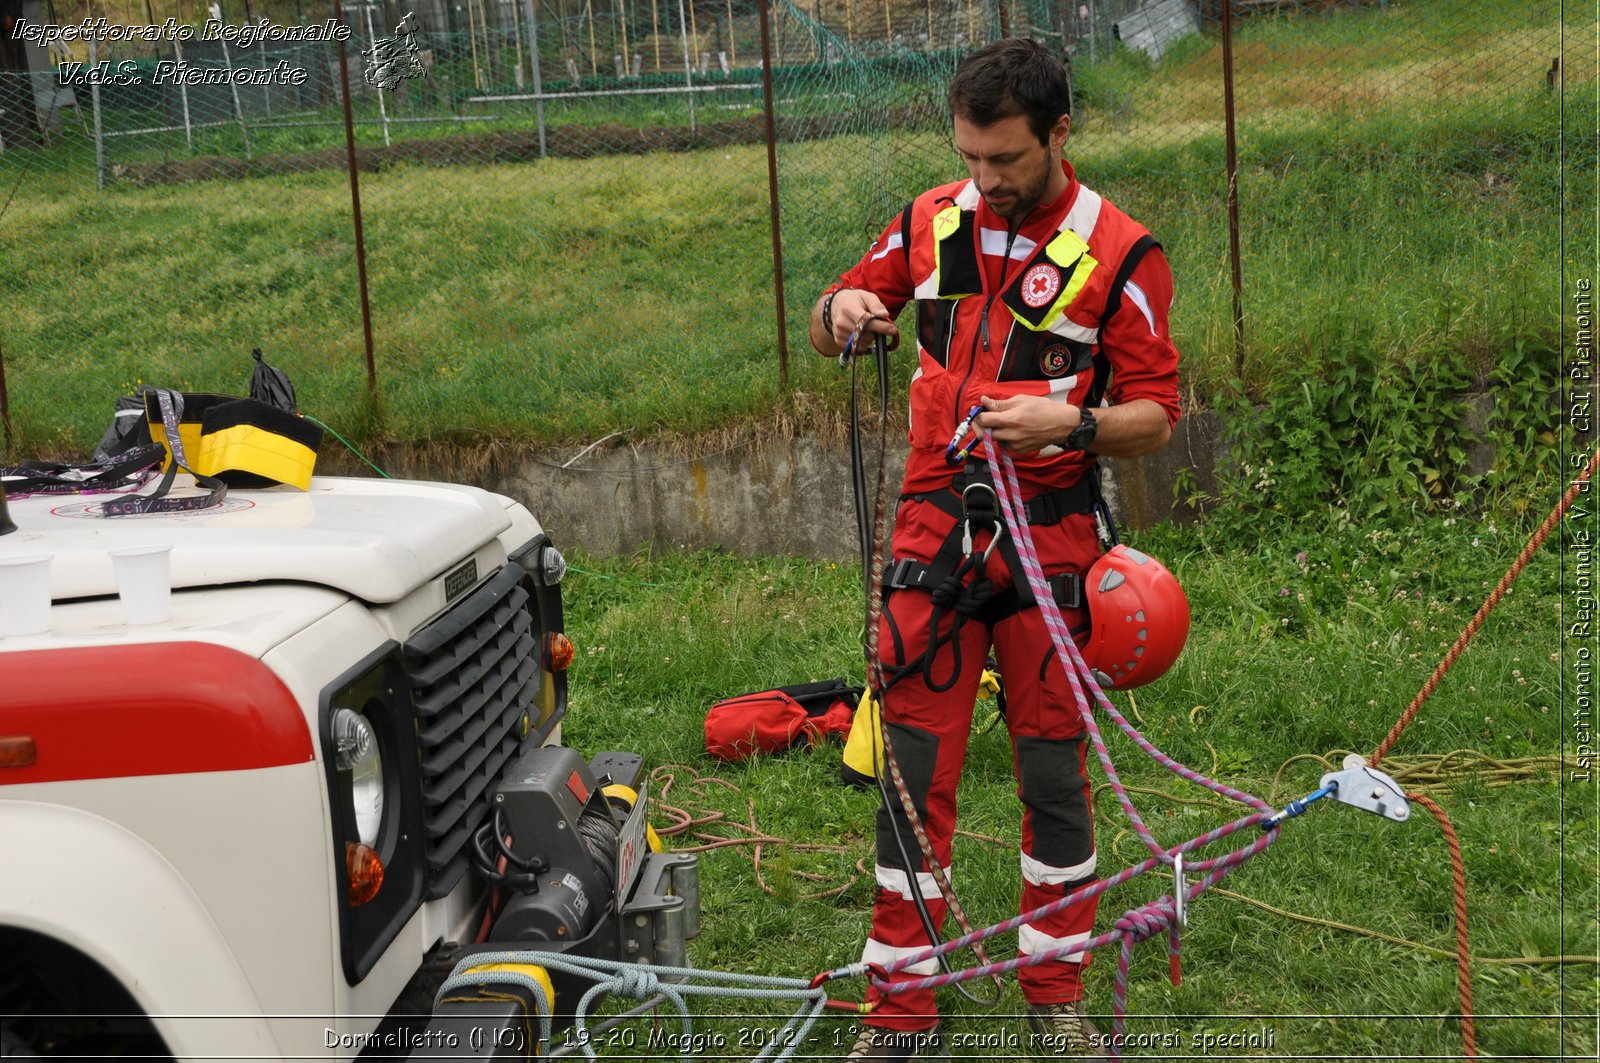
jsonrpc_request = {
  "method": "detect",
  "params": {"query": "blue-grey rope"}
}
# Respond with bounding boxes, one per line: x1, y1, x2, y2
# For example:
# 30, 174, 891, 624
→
438, 950, 830, 1062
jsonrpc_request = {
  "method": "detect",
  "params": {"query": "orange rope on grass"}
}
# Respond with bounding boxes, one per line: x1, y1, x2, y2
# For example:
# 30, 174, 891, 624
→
1371, 446, 1600, 768
1411, 792, 1476, 1059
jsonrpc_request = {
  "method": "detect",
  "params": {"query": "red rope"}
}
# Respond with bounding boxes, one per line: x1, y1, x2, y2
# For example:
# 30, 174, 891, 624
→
1368, 445, 1598, 1062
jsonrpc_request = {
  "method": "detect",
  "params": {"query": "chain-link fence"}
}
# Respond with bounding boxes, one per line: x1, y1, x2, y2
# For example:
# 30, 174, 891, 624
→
0, 0, 1588, 453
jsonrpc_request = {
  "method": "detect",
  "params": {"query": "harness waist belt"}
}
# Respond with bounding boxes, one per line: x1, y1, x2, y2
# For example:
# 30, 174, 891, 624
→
901, 472, 1097, 527
884, 558, 1082, 609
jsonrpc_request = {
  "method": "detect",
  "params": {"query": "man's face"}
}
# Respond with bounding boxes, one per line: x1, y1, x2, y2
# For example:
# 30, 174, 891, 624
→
953, 111, 1070, 221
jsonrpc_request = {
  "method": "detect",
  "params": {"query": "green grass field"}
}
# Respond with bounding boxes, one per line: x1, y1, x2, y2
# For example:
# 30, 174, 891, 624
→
0, 0, 1590, 458
555, 513, 1595, 1059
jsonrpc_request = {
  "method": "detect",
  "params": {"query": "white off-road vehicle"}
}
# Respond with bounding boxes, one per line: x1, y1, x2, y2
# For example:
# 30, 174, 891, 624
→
0, 475, 698, 1061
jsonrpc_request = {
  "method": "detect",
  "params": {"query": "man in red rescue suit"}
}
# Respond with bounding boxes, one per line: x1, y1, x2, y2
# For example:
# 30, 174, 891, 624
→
809, 39, 1181, 1061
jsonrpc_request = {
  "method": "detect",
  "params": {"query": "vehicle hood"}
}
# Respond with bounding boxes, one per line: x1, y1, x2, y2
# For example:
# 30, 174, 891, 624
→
0, 475, 513, 604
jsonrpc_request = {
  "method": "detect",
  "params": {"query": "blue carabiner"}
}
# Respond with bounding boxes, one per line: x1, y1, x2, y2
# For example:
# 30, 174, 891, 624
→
945, 405, 985, 466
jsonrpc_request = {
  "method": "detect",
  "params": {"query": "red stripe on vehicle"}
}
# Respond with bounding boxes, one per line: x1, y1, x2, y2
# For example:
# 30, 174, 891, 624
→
0, 642, 313, 785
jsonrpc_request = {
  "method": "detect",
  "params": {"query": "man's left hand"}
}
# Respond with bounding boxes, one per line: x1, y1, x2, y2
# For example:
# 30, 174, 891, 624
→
976, 394, 1076, 455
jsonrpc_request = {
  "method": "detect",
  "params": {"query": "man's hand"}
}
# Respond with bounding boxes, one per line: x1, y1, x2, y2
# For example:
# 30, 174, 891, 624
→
976, 394, 1075, 454
977, 395, 1174, 458
810, 288, 901, 357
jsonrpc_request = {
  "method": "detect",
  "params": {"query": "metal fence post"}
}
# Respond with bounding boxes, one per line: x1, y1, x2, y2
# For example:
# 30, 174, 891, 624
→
362, 5, 393, 146
522, 0, 548, 157
0, 334, 11, 450
89, 37, 105, 191
758, 0, 789, 390
333, 0, 379, 404
173, 37, 194, 151
677, 0, 696, 136
210, 4, 254, 157
1221, 0, 1245, 377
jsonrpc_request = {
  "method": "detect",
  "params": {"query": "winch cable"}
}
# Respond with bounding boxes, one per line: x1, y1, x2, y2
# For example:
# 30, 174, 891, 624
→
576, 801, 623, 898
1359, 443, 1600, 1063
844, 324, 1005, 1007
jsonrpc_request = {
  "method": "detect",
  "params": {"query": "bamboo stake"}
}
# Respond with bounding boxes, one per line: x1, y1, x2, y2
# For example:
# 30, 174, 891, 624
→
616, 0, 629, 74
725, 0, 733, 65
585, 0, 598, 74
652, 0, 661, 69
689, 0, 699, 71
466, 0, 483, 88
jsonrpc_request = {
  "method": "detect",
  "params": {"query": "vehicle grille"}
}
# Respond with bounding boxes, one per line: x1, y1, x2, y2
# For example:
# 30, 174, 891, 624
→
402, 561, 539, 899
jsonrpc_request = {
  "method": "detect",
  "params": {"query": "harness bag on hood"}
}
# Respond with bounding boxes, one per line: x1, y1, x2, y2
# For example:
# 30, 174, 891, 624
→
145, 392, 322, 490
704, 678, 862, 762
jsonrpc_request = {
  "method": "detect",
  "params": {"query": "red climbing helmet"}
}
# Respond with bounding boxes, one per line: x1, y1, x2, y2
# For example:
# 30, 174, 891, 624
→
1083, 544, 1191, 689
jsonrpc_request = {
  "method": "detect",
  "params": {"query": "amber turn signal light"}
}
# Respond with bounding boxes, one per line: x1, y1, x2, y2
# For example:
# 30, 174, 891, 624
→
346, 842, 384, 905
544, 632, 574, 672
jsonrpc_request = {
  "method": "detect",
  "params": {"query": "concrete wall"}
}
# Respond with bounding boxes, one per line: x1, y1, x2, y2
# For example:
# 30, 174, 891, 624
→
350, 409, 1227, 560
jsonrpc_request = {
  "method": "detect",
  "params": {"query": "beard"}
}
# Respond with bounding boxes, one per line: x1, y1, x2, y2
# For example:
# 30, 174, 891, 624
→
983, 155, 1055, 221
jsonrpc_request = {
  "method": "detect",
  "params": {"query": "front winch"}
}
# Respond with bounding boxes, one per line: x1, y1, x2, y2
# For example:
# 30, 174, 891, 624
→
411, 746, 700, 1058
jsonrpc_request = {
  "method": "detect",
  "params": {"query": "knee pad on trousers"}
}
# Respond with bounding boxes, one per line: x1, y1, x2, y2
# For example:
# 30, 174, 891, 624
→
1014, 734, 1094, 870
874, 722, 940, 872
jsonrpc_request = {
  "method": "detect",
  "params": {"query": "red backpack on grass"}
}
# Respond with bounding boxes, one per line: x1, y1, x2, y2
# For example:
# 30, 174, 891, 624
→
704, 678, 862, 762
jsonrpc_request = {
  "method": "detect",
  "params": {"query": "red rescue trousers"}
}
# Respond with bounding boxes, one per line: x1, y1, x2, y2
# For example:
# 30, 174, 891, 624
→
863, 496, 1102, 1030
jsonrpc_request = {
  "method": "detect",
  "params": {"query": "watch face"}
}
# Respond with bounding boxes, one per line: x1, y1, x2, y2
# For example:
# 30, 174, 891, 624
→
1069, 410, 1096, 449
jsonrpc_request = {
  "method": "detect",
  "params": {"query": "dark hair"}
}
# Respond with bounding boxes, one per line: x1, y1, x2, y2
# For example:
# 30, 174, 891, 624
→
947, 38, 1072, 144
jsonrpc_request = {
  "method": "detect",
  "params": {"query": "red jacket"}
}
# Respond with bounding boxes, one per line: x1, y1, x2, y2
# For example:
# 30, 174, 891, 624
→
833, 161, 1181, 495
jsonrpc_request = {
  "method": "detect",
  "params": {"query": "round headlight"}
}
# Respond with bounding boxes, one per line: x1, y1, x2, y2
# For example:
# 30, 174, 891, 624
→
333, 708, 384, 847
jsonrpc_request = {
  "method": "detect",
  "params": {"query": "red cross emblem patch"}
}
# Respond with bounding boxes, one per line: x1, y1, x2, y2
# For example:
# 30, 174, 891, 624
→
1021, 264, 1062, 309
